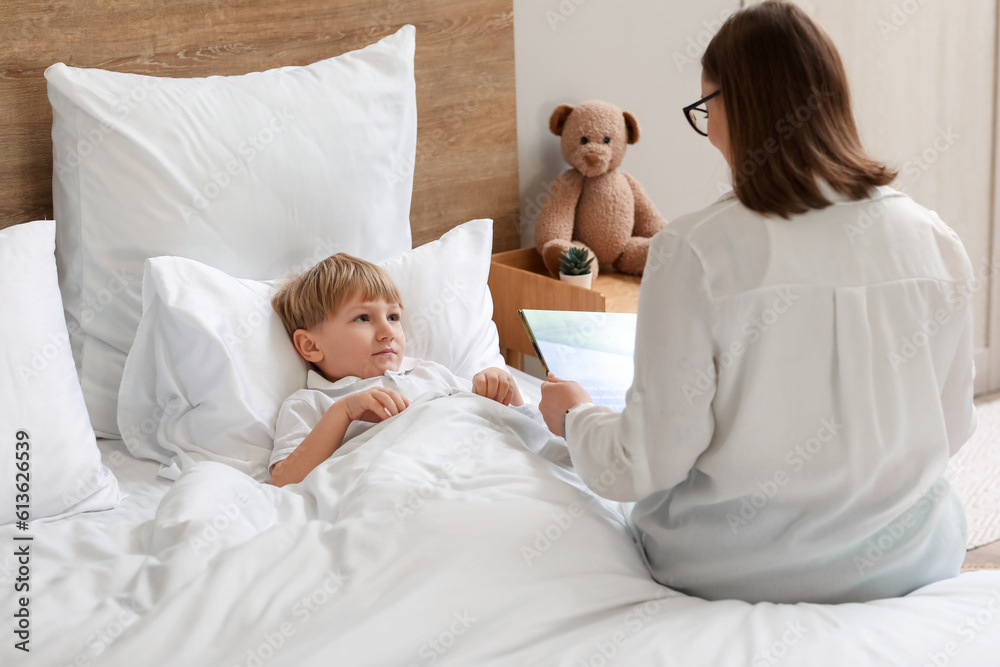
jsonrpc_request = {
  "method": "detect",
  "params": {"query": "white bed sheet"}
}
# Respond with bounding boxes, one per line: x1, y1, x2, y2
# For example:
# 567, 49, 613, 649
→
3, 368, 1000, 666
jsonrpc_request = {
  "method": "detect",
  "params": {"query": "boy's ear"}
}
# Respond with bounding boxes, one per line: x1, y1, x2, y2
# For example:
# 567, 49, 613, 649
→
292, 329, 324, 363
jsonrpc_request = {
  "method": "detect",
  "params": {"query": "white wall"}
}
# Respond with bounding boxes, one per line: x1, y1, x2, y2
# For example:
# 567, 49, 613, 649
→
513, 0, 740, 247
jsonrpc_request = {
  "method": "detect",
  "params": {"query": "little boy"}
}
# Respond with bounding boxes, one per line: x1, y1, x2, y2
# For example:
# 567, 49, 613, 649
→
268, 253, 523, 487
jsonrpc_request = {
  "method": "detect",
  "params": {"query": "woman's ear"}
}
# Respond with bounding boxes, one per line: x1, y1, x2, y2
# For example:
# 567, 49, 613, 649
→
293, 329, 324, 363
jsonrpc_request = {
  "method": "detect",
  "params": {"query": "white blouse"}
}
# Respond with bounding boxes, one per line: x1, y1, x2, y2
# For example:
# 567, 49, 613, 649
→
564, 184, 977, 603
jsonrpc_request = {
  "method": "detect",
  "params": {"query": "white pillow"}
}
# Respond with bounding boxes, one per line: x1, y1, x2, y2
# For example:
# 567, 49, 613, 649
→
118, 219, 506, 481
0, 220, 120, 524
46, 25, 417, 438
383, 220, 508, 381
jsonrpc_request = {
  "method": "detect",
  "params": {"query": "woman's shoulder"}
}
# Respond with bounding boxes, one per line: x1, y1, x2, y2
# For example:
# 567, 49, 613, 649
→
664, 184, 940, 238
661, 190, 744, 240
686, 192, 742, 223
870, 186, 964, 242
875, 187, 974, 276
649, 190, 758, 265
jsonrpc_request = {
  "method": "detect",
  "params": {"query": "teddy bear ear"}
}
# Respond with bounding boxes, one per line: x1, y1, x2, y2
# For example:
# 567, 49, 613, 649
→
549, 104, 575, 136
623, 111, 640, 145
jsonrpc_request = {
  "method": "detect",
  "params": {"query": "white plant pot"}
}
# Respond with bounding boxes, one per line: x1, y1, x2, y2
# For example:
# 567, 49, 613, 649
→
559, 272, 593, 289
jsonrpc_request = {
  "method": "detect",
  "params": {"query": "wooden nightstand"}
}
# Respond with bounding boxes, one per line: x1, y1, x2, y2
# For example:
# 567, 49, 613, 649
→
488, 247, 642, 370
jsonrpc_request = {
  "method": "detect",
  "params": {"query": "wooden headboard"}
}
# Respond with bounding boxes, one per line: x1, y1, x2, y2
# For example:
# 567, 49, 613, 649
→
0, 0, 520, 252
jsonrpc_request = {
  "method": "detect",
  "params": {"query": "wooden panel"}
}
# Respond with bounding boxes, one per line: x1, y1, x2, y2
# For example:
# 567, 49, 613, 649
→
0, 0, 519, 252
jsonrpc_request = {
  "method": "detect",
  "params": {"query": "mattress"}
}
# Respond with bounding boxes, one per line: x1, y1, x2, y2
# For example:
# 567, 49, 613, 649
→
4, 367, 1000, 667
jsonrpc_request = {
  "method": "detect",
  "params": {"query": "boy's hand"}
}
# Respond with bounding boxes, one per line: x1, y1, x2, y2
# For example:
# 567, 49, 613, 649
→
335, 387, 410, 423
473, 367, 524, 407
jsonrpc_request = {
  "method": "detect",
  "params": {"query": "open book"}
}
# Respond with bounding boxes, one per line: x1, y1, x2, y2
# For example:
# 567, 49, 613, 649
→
518, 309, 637, 412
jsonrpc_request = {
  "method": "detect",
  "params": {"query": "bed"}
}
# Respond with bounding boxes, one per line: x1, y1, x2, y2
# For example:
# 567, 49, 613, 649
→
2, 1, 1000, 665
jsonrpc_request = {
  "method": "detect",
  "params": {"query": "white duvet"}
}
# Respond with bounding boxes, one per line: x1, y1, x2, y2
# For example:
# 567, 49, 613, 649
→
7, 390, 1000, 666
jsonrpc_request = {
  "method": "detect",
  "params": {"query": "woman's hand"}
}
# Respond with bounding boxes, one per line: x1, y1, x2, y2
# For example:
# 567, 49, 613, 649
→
336, 387, 410, 423
473, 367, 524, 406
539, 372, 592, 437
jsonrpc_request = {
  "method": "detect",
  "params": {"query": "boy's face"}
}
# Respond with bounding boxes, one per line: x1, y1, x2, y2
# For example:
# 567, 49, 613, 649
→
294, 292, 406, 381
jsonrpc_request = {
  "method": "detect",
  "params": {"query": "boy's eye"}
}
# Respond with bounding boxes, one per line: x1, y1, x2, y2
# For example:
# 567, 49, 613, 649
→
389, 313, 401, 322
355, 314, 369, 322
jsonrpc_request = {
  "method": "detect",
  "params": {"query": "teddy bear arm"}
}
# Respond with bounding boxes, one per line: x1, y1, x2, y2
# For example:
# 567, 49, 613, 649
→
534, 171, 585, 275
625, 172, 667, 238
534, 171, 584, 246
614, 237, 651, 276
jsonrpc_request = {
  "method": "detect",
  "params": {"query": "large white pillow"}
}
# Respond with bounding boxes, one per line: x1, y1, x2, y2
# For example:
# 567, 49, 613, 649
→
0, 220, 120, 524
118, 219, 506, 481
46, 25, 417, 437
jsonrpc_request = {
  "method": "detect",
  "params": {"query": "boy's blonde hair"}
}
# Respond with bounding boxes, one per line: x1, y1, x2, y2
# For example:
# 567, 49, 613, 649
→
271, 253, 403, 337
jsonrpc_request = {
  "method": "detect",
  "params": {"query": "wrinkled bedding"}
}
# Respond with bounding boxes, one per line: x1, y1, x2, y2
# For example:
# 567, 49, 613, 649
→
5, 388, 1000, 666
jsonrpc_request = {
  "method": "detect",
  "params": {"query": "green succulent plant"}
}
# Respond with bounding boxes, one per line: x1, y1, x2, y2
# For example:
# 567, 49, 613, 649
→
559, 247, 594, 276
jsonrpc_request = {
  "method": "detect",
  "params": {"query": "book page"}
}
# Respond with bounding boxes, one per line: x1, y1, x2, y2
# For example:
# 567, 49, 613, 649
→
520, 310, 637, 412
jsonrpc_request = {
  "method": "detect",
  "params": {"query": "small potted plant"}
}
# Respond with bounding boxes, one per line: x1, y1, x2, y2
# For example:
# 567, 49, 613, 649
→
558, 247, 594, 289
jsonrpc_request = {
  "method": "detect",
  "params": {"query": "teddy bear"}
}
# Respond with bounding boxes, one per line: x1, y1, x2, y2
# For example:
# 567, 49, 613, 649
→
534, 100, 666, 278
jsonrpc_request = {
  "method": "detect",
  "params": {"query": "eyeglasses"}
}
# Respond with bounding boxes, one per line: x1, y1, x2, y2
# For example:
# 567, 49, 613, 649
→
683, 90, 721, 137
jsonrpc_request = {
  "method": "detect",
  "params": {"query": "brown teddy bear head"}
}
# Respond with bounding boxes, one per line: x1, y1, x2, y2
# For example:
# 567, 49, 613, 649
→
549, 100, 639, 179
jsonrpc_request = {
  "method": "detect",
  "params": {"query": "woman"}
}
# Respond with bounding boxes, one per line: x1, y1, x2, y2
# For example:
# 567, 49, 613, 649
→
539, 0, 976, 604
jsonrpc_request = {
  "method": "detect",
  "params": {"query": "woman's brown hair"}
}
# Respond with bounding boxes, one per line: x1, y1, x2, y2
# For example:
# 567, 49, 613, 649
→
702, 1, 896, 218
